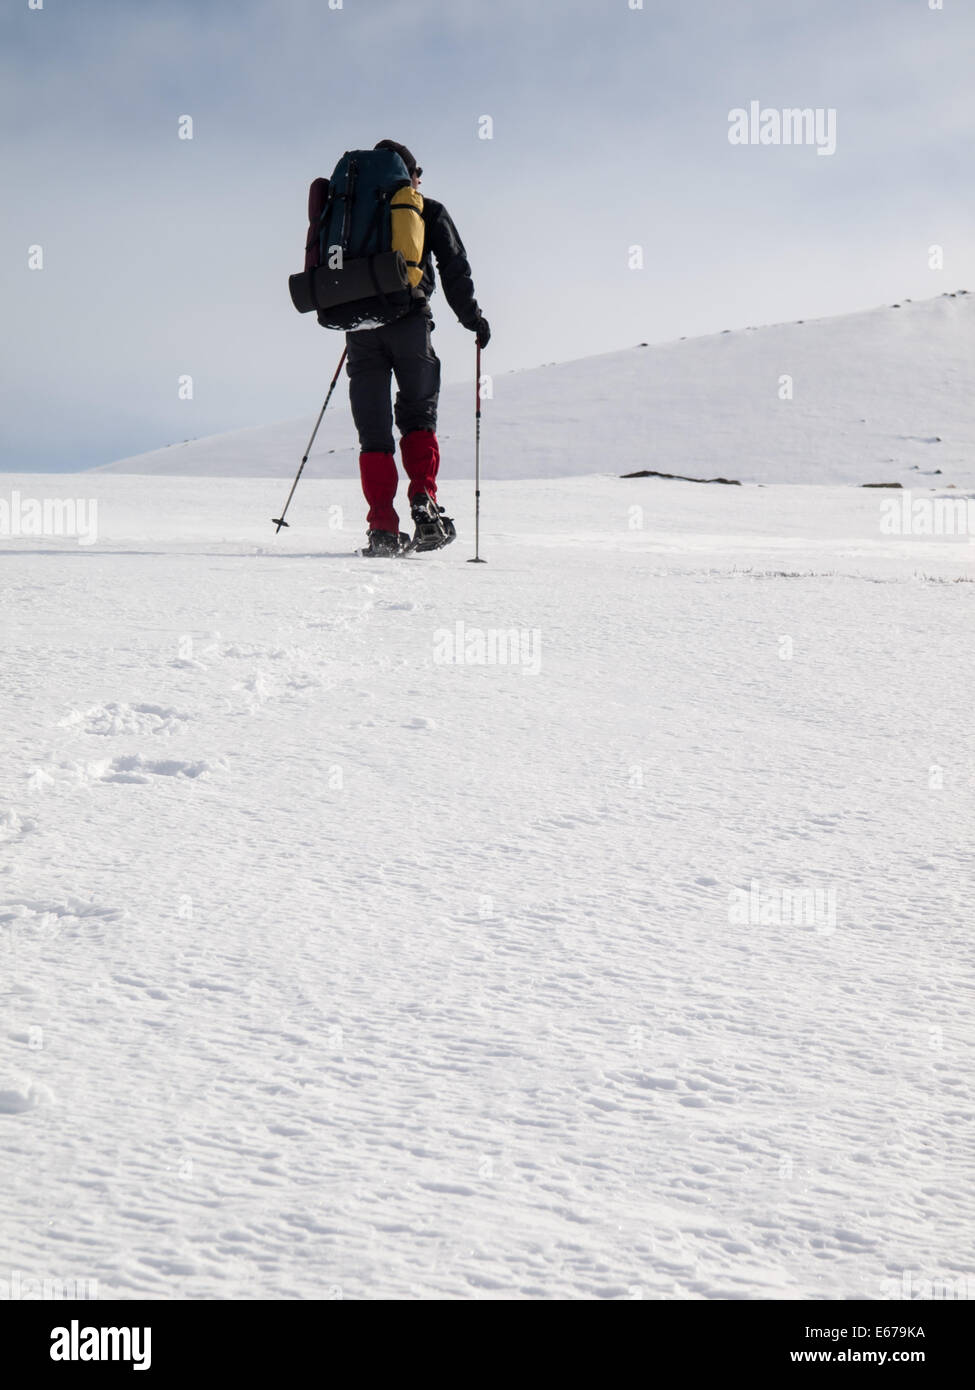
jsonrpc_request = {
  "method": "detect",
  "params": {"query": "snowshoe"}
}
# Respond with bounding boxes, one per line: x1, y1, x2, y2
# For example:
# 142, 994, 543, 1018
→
409, 494, 456, 552
360, 529, 410, 557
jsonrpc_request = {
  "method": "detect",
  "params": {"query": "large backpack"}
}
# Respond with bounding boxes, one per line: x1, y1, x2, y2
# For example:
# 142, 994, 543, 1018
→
289, 147, 426, 330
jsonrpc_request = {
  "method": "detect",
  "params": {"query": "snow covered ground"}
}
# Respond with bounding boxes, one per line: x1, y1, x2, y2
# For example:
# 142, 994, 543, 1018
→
2, 472, 973, 1299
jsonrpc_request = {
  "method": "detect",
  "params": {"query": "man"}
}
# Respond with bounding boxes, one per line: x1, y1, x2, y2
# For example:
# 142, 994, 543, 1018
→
346, 140, 490, 556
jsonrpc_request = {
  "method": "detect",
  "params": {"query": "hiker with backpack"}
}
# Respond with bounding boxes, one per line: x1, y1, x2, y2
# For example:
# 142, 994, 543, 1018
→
290, 140, 490, 556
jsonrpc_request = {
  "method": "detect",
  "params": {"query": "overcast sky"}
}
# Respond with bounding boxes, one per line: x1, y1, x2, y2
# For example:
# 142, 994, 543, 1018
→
2, 0, 973, 472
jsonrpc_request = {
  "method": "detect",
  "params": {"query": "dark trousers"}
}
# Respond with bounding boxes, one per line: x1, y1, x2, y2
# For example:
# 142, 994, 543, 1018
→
345, 311, 441, 454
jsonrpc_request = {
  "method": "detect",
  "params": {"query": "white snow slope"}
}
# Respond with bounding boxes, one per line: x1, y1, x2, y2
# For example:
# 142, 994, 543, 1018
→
94, 292, 975, 489
1, 470, 973, 1300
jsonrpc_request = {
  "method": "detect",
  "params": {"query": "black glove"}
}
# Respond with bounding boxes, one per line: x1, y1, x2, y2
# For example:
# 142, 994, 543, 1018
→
472, 316, 490, 349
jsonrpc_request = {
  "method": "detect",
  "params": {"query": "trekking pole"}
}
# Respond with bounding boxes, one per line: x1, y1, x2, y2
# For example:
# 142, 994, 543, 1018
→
467, 341, 486, 563
271, 346, 348, 532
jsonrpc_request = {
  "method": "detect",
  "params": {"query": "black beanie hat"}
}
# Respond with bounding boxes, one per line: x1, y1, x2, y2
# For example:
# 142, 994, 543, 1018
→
374, 139, 421, 177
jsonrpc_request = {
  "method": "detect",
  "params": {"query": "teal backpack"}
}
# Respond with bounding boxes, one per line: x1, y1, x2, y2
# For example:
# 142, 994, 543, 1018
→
289, 147, 426, 330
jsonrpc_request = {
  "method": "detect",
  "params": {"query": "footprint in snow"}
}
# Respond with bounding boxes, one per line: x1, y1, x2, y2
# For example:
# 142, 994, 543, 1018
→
0, 1076, 55, 1115
223, 643, 302, 661
59, 702, 190, 737
0, 898, 124, 936
404, 717, 436, 730
0, 809, 39, 842
100, 755, 211, 783
28, 758, 208, 788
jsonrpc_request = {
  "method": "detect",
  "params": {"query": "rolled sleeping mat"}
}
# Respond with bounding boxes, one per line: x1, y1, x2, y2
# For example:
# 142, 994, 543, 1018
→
289, 250, 410, 314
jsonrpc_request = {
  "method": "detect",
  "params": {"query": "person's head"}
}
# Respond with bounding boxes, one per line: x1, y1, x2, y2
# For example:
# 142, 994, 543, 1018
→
375, 139, 422, 189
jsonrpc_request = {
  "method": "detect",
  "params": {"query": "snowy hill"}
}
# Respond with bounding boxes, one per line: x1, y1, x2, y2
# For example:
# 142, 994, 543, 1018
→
94, 292, 975, 488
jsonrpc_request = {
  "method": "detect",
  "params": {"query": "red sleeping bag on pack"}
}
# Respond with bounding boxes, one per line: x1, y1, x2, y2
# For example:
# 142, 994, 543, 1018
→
304, 177, 329, 272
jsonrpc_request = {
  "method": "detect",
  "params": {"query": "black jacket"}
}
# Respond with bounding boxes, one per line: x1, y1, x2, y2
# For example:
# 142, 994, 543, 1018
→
417, 198, 482, 330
